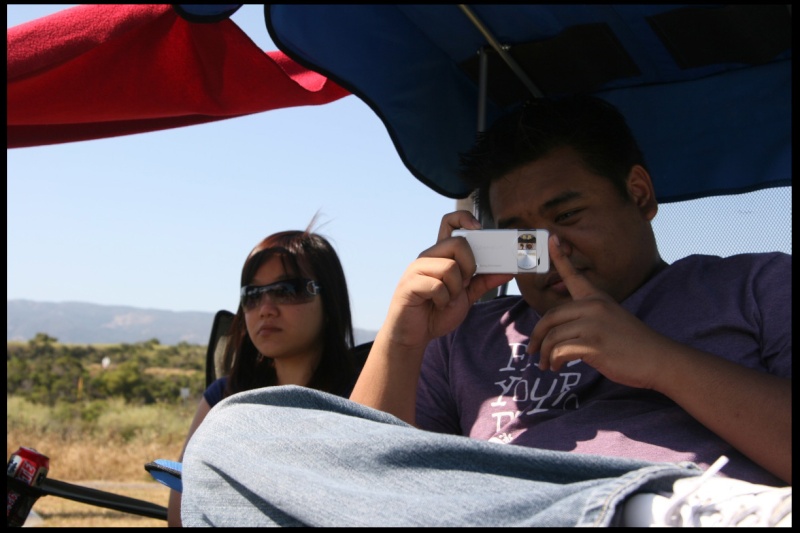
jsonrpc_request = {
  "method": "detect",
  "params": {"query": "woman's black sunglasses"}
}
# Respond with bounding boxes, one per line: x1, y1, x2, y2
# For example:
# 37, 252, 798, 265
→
240, 279, 321, 310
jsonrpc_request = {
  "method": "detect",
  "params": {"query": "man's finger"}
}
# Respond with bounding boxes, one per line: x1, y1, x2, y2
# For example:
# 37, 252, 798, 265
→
549, 234, 598, 300
466, 273, 514, 304
419, 237, 478, 287
438, 210, 481, 243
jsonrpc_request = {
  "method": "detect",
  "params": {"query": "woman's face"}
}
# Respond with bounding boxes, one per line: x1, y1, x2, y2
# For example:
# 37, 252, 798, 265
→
243, 256, 325, 365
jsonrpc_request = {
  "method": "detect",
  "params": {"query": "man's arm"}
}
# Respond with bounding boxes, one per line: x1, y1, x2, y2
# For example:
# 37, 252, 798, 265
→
349, 328, 428, 425
350, 212, 512, 424
655, 346, 791, 484
530, 236, 792, 484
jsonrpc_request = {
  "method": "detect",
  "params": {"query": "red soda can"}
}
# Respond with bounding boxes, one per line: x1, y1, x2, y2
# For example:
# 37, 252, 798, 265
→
7, 447, 49, 527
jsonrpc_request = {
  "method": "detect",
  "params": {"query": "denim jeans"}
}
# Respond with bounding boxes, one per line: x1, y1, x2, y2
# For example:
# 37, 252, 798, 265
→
181, 385, 701, 527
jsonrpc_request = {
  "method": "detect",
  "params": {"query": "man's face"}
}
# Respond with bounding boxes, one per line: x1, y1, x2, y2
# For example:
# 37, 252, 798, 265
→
488, 146, 659, 315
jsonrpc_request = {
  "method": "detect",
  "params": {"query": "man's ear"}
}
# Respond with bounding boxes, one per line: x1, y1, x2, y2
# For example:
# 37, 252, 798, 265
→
627, 165, 658, 221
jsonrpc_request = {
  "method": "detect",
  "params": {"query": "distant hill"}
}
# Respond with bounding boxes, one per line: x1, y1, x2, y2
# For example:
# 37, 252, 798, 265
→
7, 300, 377, 346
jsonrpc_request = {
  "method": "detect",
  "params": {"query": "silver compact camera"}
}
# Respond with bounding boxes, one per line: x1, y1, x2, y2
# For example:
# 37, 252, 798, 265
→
453, 229, 550, 274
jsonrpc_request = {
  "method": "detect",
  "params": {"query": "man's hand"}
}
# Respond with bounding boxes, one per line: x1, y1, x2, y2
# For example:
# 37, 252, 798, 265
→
528, 235, 792, 484
527, 234, 671, 390
382, 214, 512, 351
437, 209, 481, 242
351, 210, 511, 423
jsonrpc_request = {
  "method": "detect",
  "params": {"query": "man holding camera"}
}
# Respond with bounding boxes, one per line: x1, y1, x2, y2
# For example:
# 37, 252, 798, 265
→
181, 96, 791, 527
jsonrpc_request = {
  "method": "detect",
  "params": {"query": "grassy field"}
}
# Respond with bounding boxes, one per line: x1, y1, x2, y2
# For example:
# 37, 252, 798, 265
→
7, 396, 196, 528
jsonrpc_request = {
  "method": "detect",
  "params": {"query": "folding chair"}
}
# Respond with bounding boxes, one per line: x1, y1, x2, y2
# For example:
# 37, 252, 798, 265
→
205, 309, 235, 388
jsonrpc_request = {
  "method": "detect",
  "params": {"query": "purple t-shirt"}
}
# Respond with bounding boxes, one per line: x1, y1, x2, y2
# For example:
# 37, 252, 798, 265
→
417, 253, 791, 486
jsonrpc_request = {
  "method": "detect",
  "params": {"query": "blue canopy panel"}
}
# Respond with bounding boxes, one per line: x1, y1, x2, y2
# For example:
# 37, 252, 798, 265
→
178, 5, 792, 203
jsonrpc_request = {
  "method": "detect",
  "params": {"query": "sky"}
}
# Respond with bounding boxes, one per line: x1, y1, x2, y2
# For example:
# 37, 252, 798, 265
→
7, 5, 792, 334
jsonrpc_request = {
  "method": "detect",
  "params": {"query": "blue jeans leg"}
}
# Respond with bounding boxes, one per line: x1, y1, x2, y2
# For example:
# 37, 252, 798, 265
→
181, 385, 701, 527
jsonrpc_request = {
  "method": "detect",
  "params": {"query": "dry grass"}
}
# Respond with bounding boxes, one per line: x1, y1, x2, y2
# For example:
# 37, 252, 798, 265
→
7, 432, 184, 482
8, 397, 194, 528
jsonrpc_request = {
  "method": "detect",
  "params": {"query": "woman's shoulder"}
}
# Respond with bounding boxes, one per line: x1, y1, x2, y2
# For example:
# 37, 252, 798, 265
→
203, 376, 228, 408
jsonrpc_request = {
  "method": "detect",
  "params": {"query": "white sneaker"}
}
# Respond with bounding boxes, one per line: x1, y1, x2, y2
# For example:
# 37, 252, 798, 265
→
657, 456, 792, 527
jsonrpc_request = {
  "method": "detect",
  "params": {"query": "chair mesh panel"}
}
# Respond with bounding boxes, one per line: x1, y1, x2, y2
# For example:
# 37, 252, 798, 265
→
653, 187, 792, 262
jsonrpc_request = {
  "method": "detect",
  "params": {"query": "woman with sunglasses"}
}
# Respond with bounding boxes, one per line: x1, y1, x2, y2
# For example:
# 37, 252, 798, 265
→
168, 225, 358, 526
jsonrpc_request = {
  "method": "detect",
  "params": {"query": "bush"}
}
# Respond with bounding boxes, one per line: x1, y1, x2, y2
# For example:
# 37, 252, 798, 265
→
7, 336, 205, 406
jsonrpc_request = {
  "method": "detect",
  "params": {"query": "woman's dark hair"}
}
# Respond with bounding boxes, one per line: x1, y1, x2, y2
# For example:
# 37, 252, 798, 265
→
222, 225, 356, 398
459, 95, 649, 220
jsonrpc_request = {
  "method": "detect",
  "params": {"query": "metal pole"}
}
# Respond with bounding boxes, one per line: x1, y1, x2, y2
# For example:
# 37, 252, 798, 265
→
455, 47, 489, 218
458, 4, 543, 98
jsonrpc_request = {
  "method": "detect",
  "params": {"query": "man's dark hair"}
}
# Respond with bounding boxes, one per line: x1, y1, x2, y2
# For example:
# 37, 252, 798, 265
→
459, 95, 648, 220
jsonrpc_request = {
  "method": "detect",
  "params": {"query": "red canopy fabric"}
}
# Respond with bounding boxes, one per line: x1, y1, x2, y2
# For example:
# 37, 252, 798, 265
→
7, 4, 350, 148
